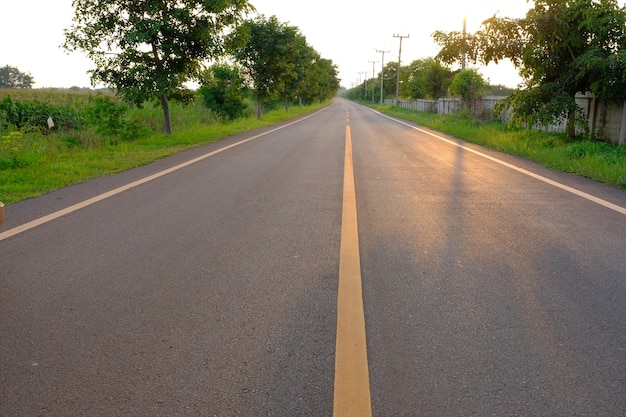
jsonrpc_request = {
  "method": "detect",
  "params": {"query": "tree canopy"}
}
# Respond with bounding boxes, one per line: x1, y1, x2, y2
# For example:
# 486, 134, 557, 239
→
63, 0, 253, 134
227, 15, 339, 118
405, 58, 455, 100
0, 65, 34, 89
433, 0, 626, 137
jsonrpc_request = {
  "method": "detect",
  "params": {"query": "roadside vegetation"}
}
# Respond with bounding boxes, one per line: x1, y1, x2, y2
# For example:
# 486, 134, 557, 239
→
347, 0, 626, 191
2, 0, 625, 207
372, 104, 626, 189
2, 1, 340, 206
0, 88, 329, 204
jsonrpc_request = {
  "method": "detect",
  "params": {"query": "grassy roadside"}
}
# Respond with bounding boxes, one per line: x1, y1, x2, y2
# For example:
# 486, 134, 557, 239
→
372, 104, 626, 189
0, 96, 329, 205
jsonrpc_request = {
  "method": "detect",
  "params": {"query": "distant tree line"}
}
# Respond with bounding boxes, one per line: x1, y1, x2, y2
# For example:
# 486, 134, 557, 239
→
345, 58, 508, 108
0, 65, 34, 89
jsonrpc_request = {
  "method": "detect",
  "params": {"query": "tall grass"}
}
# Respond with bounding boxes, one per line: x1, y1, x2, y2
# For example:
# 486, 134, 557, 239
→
376, 106, 626, 189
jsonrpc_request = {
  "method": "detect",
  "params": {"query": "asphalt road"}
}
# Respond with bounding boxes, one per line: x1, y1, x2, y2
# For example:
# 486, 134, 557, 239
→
1, 98, 625, 416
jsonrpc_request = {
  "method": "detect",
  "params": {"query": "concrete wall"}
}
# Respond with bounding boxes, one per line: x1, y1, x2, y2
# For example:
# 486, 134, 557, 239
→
388, 94, 626, 145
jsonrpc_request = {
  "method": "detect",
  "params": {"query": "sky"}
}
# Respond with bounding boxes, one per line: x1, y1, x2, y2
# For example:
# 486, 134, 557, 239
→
0, 0, 532, 90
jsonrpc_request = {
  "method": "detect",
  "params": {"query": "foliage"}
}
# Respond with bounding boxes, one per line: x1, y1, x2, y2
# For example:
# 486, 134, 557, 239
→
448, 69, 487, 113
198, 63, 249, 121
381, 61, 399, 99
484, 84, 516, 96
0, 95, 83, 132
227, 15, 339, 118
62, 0, 253, 134
0, 65, 34, 89
433, 0, 626, 138
299, 57, 340, 105
0, 90, 146, 147
227, 15, 301, 117
85, 95, 146, 141
347, 58, 464, 103
405, 58, 455, 100
0, 131, 24, 169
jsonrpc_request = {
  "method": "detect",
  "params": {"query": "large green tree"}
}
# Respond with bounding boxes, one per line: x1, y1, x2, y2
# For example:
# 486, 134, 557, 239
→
63, 0, 252, 134
227, 15, 304, 118
227, 15, 339, 117
405, 58, 454, 100
0, 65, 34, 89
433, 0, 626, 138
448, 69, 487, 113
305, 58, 340, 103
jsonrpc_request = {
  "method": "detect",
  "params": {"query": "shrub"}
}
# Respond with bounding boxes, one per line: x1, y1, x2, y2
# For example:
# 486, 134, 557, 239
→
85, 95, 145, 141
0, 131, 25, 168
198, 64, 248, 121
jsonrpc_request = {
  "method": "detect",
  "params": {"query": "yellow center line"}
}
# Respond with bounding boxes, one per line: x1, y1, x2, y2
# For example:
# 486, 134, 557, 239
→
333, 125, 372, 417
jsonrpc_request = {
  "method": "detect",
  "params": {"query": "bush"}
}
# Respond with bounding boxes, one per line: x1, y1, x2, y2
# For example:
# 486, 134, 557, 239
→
85, 95, 145, 141
0, 131, 23, 168
198, 64, 248, 121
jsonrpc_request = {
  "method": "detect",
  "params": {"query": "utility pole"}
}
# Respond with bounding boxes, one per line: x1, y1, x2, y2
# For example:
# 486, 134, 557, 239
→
462, 14, 467, 71
368, 60, 379, 102
359, 71, 368, 99
393, 34, 409, 106
375, 49, 389, 104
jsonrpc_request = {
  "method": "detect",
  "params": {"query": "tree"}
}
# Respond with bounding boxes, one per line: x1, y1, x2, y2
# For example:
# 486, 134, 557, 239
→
404, 58, 454, 100
448, 69, 486, 114
0, 65, 34, 89
63, 0, 253, 134
227, 15, 300, 118
198, 63, 248, 120
433, 0, 626, 138
381, 61, 399, 100
305, 58, 340, 103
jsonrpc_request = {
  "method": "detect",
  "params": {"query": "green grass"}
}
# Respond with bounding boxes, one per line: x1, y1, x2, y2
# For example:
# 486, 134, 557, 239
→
374, 105, 626, 189
0, 94, 329, 204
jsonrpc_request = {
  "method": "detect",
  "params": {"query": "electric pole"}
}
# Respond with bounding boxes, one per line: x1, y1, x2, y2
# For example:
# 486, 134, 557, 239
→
462, 14, 467, 71
369, 60, 379, 102
375, 49, 389, 104
359, 71, 368, 100
393, 34, 409, 106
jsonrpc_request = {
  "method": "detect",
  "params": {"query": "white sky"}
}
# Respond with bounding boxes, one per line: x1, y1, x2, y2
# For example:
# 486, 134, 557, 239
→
0, 0, 531, 89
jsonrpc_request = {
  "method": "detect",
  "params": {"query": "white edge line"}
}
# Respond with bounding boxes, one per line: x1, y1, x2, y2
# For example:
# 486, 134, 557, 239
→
365, 106, 626, 216
0, 107, 329, 241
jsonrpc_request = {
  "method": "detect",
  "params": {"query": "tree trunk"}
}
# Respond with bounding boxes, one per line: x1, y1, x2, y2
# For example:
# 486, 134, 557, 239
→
284, 97, 289, 112
256, 98, 261, 120
160, 93, 172, 135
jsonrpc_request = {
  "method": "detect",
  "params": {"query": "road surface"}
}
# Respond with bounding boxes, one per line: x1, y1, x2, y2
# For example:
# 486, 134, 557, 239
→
1, 98, 625, 416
